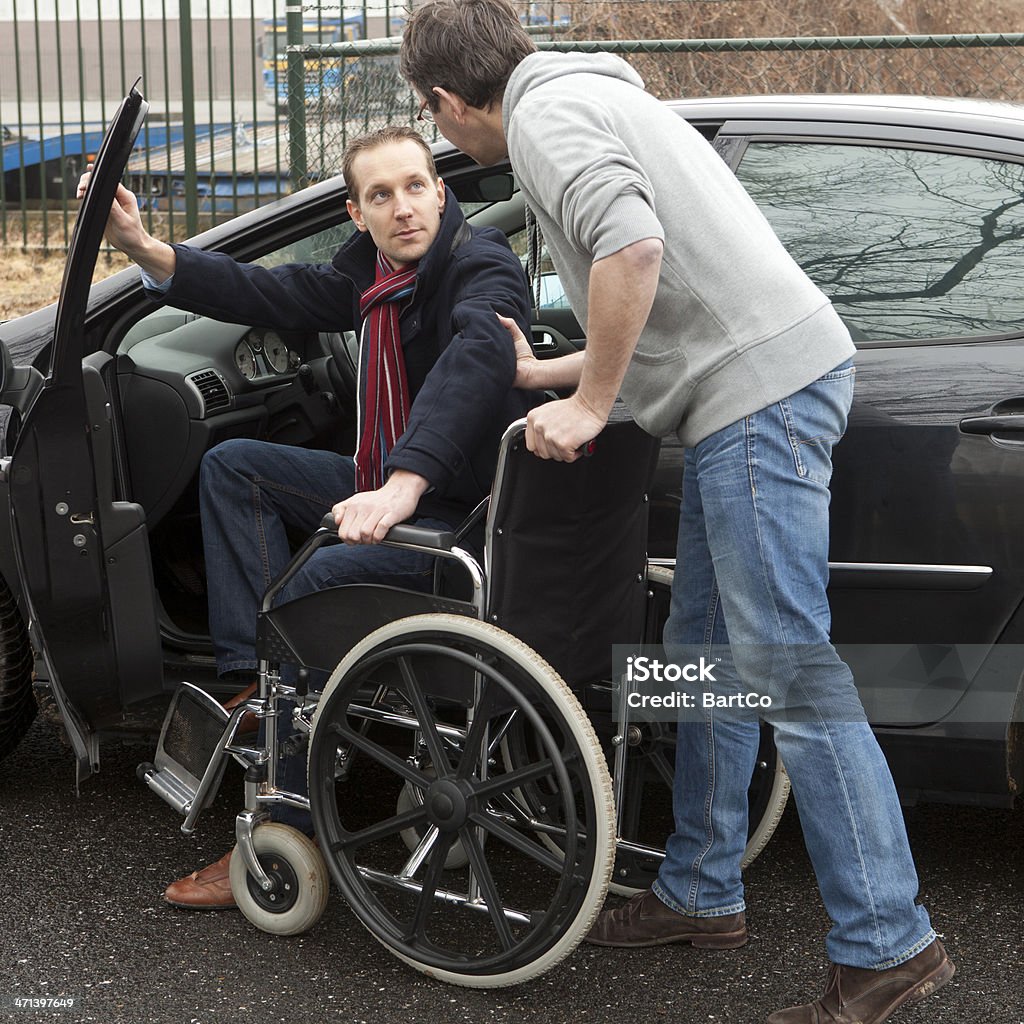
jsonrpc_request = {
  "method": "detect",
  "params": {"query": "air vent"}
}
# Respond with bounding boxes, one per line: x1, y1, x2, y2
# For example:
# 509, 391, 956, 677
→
186, 369, 231, 417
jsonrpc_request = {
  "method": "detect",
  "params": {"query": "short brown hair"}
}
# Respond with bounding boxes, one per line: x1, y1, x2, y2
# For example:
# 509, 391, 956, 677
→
400, 0, 536, 112
341, 126, 438, 199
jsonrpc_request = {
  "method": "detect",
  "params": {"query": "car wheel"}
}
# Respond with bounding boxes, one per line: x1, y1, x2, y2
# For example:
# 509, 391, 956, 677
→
0, 572, 35, 762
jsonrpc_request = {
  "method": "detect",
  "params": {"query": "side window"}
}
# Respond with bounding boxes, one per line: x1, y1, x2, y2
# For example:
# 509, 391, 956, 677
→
254, 221, 357, 267
504, 227, 572, 310
734, 141, 1024, 343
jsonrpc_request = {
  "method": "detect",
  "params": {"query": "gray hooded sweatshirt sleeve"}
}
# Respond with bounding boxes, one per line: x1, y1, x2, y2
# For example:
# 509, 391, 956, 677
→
502, 52, 855, 445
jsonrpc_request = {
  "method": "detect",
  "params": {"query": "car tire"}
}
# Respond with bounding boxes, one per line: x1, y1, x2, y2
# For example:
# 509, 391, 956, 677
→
0, 572, 35, 762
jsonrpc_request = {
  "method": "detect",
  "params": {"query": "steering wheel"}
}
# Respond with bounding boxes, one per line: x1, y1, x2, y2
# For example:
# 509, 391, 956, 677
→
321, 331, 359, 406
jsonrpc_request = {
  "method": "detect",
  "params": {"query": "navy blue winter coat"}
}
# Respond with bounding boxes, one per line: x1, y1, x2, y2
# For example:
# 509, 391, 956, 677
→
157, 189, 538, 530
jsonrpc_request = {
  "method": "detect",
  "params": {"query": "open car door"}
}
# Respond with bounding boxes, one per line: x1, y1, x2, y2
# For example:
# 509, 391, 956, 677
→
7, 82, 163, 782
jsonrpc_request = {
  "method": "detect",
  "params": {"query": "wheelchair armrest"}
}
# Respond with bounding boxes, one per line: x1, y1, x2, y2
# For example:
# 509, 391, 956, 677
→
383, 524, 456, 551
317, 512, 455, 552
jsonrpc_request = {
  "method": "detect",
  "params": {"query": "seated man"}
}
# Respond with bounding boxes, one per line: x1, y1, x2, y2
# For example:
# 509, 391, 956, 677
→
81, 125, 536, 909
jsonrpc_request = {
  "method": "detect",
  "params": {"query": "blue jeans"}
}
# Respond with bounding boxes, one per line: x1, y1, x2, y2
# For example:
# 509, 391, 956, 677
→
652, 361, 936, 969
200, 439, 448, 829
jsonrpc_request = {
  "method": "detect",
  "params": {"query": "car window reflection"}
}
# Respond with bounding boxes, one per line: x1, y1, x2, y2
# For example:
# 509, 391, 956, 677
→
735, 141, 1024, 343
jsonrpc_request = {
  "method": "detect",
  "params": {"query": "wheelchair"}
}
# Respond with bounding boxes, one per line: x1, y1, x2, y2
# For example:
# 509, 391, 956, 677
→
138, 417, 789, 987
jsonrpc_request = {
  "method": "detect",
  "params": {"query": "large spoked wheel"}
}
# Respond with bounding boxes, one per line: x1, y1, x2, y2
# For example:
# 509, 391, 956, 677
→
229, 823, 330, 936
608, 566, 789, 895
307, 614, 615, 988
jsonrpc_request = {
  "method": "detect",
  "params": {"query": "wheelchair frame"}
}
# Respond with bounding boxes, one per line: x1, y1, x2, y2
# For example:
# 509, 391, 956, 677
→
139, 417, 789, 986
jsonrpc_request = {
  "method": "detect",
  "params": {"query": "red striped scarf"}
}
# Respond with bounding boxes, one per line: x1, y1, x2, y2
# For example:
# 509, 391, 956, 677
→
354, 253, 419, 492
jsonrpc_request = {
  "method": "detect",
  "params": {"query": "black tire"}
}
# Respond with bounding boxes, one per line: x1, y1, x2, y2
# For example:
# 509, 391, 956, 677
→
307, 614, 614, 987
0, 573, 35, 762
607, 565, 789, 895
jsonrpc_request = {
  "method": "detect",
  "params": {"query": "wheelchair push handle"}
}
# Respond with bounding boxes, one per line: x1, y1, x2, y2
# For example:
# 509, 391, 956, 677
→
318, 512, 455, 552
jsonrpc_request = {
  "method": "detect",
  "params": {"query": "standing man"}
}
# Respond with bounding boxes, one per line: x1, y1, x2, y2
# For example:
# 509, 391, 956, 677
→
81, 125, 536, 909
400, 4, 953, 1023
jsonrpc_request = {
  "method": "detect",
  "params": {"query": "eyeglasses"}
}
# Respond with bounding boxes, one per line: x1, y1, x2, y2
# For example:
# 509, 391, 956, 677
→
416, 98, 435, 124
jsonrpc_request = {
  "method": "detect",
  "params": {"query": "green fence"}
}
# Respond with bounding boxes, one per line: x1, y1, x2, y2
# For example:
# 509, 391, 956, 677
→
3, 0, 1024, 253
0, 0, 411, 252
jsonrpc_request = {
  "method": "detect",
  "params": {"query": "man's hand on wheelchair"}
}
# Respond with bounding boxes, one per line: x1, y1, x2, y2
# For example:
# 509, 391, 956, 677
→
332, 470, 430, 544
526, 395, 606, 463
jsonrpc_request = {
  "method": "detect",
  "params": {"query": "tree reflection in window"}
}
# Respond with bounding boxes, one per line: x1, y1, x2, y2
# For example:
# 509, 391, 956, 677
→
735, 142, 1024, 342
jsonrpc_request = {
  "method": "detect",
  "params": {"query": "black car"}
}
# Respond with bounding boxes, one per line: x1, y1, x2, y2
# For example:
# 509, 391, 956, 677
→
1, 91, 1023, 817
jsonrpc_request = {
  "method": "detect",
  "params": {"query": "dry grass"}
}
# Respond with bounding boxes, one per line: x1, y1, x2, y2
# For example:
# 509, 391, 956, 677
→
0, 244, 132, 322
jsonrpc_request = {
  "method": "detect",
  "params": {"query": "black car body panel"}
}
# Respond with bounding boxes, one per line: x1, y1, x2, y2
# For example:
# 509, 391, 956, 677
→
1, 93, 1023, 806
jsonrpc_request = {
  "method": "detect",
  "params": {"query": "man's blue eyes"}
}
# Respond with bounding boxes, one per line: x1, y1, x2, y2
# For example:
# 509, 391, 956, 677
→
372, 182, 427, 201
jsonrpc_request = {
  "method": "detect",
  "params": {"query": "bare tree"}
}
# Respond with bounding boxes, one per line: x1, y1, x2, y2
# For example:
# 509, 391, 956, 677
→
513, 0, 1024, 101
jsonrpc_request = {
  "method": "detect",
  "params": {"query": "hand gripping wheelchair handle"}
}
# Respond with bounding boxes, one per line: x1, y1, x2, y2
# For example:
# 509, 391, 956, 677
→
316, 512, 456, 551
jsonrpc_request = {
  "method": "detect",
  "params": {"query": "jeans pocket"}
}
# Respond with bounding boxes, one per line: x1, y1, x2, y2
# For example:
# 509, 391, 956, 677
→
781, 363, 856, 485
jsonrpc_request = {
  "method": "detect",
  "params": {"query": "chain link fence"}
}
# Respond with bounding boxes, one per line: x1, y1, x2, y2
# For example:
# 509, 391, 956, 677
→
4, 0, 1024, 252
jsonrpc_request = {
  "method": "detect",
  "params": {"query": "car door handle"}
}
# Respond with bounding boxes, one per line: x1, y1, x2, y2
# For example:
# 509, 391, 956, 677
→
959, 414, 1024, 435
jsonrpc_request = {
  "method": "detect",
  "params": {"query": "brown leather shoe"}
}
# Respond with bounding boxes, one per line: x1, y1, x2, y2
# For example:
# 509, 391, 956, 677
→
223, 683, 257, 736
766, 938, 954, 1024
585, 889, 748, 948
164, 851, 236, 910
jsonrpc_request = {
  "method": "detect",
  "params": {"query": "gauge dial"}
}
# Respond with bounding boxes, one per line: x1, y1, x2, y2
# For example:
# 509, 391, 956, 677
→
264, 330, 290, 373
234, 340, 257, 380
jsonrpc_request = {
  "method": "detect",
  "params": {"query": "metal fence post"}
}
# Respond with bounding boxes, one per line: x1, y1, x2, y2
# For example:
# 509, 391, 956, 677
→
178, 0, 199, 236
286, 0, 308, 190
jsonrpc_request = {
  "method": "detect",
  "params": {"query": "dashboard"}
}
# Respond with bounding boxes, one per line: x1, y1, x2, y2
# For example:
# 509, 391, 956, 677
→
114, 306, 352, 526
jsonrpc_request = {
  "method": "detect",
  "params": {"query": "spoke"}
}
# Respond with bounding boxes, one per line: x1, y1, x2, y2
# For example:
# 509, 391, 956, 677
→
462, 828, 516, 951
650, 749, 675, 789
469, 811, 567, 874
486, 710, 517, 759
472, 757, 557, 801
404, 833, 457, 942
328, 803, 428, 853
397, 655, 450, 776
327, 719, 425, 788
455, 682, 494, 782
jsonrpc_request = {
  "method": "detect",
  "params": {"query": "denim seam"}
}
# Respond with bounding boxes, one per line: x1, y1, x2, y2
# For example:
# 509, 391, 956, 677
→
778, 395, 806, 479
651, 880, 745, 918
252, 480, 273, 591
218, 659, 258, 676
682, 581, 724, 914
868, 928, 938, 970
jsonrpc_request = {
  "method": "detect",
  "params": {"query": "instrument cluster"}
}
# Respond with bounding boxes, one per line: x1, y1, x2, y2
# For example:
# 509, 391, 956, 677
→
233, 327, 302, 380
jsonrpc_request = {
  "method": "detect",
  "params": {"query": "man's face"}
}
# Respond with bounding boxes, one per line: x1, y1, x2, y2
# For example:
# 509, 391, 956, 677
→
346, 139, 446, 268
421, 91, 509, 167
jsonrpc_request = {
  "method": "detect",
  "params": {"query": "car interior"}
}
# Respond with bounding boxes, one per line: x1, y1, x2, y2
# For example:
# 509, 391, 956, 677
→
92, 168, 582, 682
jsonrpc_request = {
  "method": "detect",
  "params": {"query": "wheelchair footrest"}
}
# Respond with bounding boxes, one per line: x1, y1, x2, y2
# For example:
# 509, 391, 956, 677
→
138, 682, 231, 817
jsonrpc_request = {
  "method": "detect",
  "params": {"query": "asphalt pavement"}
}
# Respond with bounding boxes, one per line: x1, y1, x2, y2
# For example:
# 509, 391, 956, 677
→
1, 716, 1021, 1024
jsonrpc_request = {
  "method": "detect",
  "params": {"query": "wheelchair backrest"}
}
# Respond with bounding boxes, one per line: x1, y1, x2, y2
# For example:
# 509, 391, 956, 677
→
484, 417, 660, 689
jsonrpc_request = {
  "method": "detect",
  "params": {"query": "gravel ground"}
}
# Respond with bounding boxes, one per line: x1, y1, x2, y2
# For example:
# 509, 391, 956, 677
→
1, 716, 1021, 1024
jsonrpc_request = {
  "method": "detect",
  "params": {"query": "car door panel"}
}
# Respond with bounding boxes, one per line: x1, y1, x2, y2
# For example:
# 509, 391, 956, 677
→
722, 124, 1024, 726
7, 85, 162, 777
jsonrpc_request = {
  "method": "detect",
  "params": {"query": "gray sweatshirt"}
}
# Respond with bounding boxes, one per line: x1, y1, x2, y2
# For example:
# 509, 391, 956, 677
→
502, 52, 855, 445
